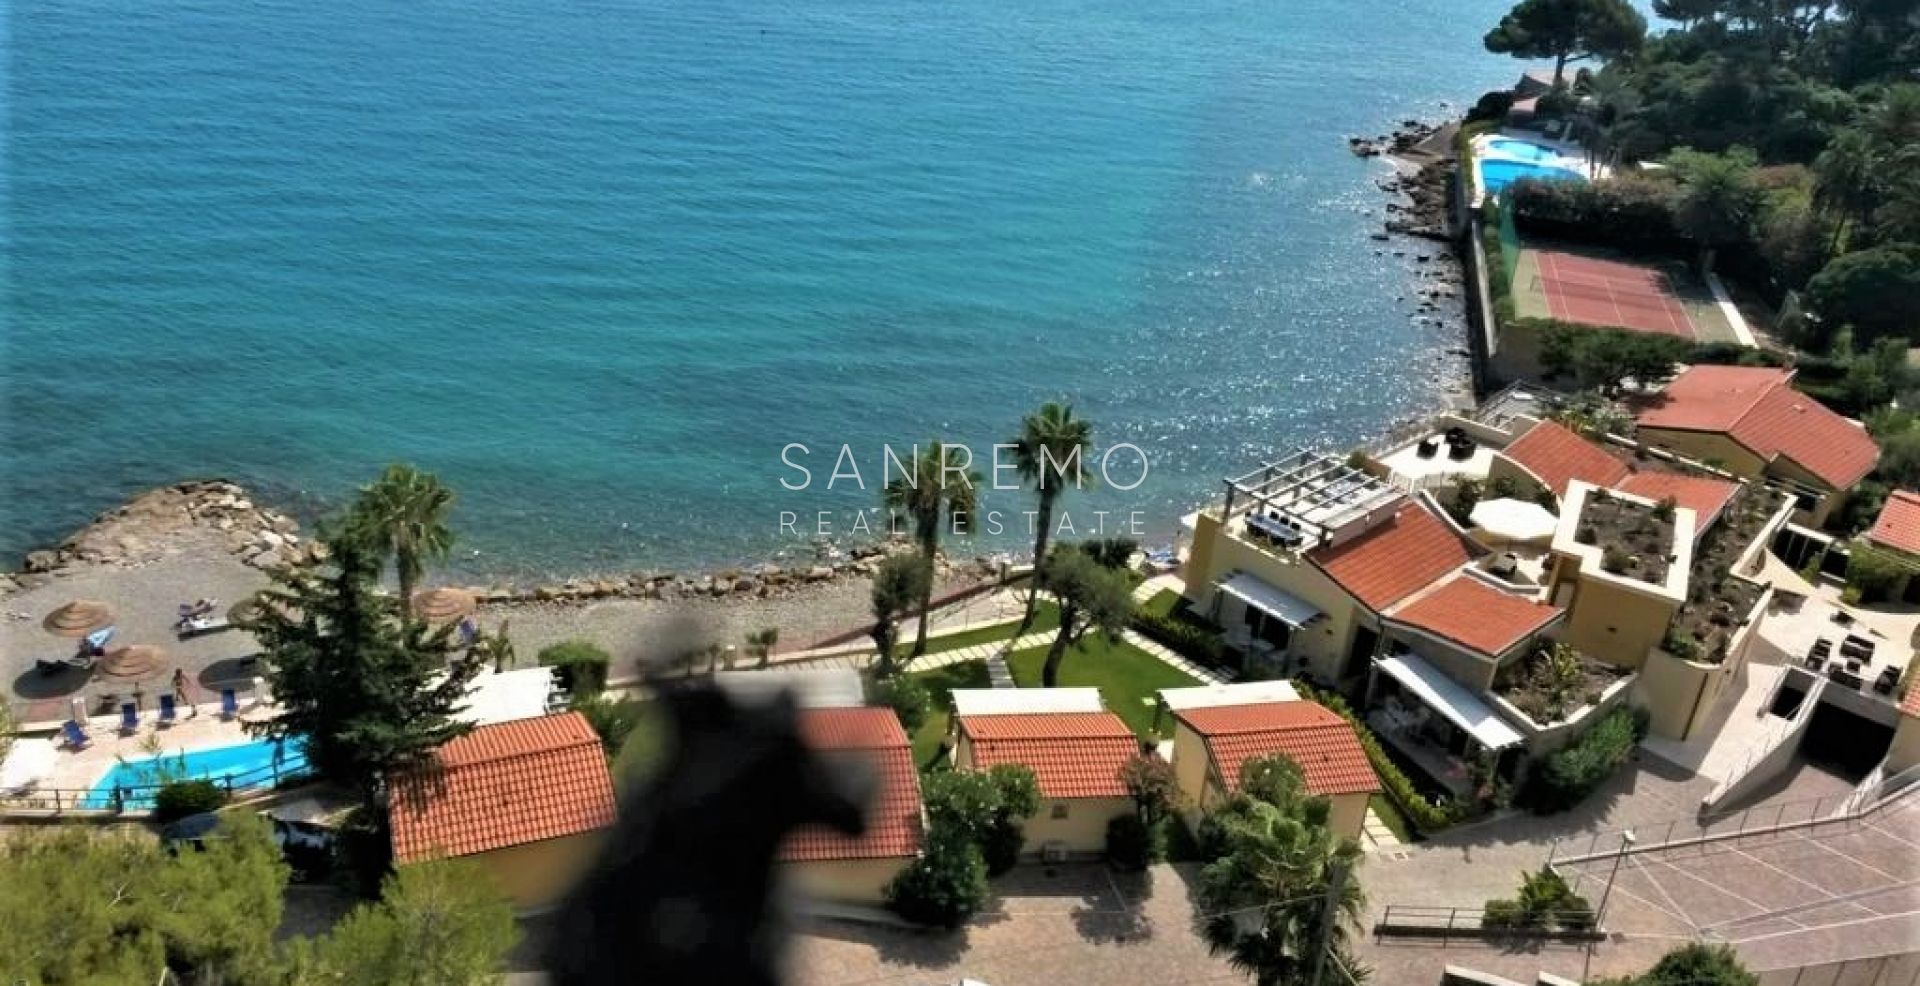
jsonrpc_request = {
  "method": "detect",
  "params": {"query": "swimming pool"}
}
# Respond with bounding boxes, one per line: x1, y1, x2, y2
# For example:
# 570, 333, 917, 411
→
1486, 137, 1561, 163
1480, 159, 1585, 196
83, 737, 309, 810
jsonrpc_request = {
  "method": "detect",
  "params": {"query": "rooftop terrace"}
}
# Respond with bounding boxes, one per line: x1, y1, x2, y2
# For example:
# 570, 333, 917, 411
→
1218, 450, 1405, 555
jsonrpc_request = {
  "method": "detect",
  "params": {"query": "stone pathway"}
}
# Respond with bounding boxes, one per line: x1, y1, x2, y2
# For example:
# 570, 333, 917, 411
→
1360, 805, 1402, 854
1121, 630, 1228, 685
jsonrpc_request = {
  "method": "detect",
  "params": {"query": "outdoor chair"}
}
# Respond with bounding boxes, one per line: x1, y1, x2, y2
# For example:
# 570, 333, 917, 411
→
220, 688, 239, 719
158, 694, 178, 727
61, 719, 92, 749
1416, 436, 1439, 458
1873, 667, 1899, 695
118, 702, 139, 734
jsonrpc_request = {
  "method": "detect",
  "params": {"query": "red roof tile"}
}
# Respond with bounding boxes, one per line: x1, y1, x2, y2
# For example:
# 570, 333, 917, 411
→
782, 708, 923, 862
388, 712, 616, 863
958, 712, 1140, 799
1869, 490, 1920, 557
1310, 503, 1475, 612
1174, 702, 1380, 797
1637, 365, 1792, 432
1902, 676, 1920, 719
1387, 574, 1563, 658
1502, 421, 1630, 497
1617, 472, 1740, 532
1637, 366, 1878, 488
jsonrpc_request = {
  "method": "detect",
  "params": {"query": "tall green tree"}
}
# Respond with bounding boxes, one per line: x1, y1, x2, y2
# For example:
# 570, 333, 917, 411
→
1670, 146, 1764, 268
1011, 402, 1095, 633
0, 816, 288, 986
246, 536, 481, 796
1195, 755, 1367, 986
1033, 543, 1135, 687
881, 442, 981, 658
869, 552, 930, 675
1484, 0, 1648, 88
1813, 127, 1883, 252
347, 463, 458, 617
286, 859, 519, 986
1805, 241, 1920, 344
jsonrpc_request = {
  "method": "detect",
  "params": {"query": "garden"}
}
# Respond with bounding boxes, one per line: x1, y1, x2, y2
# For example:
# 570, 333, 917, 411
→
1664, 483, 1788, 663
1492, 641, 1626, 725
1576, 488, 1675, 583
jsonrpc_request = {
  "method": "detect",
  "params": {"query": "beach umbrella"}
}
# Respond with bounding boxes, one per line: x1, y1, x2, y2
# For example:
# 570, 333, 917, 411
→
97, 645, 169, 686
412, 587, 478, 624
229, 594, 298, 627
1469, 497, 1560, 544
42, 600, 115, 638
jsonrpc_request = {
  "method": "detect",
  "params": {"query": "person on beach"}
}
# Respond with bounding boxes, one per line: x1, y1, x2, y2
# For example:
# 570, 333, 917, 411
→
171, 668, 196, 718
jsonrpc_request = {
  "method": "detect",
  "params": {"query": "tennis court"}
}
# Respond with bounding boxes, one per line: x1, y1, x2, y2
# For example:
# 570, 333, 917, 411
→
1499, 216, 1741, 342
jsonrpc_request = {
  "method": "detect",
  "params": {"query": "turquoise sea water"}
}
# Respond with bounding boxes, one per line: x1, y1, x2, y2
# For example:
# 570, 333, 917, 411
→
8, 0, 1520, 577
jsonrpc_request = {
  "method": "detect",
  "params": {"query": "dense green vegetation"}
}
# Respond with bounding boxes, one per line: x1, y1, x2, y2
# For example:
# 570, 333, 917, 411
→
1291, 680, 1470, 834
904, 659, 992, 766
1519, 704, 1650, 813
1482, 867, 1597, 932
1595, 943, 1760, 986
886, 764, 1038, 926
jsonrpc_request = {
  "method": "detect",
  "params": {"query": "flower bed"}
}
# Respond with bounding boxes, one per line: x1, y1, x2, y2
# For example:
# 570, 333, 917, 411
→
1666, 484, 1788, 663
1575, 490, 1674, 584
1493, 643, 1627, 725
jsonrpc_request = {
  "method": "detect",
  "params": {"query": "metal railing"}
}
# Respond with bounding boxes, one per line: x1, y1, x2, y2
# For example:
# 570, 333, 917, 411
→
1373, 904, 1605, 943
1546, 761, 1920, 866
1, 757, 312, 817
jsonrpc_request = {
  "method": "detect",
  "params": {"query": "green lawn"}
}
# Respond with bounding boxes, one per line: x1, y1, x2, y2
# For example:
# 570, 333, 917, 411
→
905, 659, 990, 769
1007, 636, 1199, 739
1139, 588, 1182, 620
1369, 793, 1415, 844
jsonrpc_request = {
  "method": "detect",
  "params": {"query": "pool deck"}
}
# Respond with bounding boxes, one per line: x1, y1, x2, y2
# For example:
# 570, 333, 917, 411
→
41, 697, 279, 792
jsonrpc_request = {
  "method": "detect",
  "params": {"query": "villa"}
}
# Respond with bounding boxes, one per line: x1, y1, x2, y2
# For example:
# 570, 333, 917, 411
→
1633, 364, 1879, 527
1859, 489, 1920, 604
779, 706, 924, 905
950, 688, 1141, 860
386, 710, 616, 911
1158, 682, 1377, 841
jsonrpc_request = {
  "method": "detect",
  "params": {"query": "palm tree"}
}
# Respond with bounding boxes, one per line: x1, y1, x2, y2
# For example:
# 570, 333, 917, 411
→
1813, 128, 1882, 255
1196, 755, 1367, 986
346, 464, 457, 619
744, 628, 780, 669
1011, 403, 1094, 633
881, 442, 981, 658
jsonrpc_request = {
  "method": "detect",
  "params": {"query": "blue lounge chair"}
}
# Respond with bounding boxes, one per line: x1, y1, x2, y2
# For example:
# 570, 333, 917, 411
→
158, 694, 178, 726
220, 688, 238, 719
119, 702, 138, 734
61, 719, 92, 749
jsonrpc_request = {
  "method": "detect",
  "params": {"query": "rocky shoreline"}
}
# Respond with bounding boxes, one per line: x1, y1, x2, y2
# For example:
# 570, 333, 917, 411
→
1, 479, 998, 609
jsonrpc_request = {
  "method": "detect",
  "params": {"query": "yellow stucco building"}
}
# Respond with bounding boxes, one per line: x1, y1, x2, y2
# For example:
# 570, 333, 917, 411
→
953, 706, 1141, 859
779, 706, 925, 904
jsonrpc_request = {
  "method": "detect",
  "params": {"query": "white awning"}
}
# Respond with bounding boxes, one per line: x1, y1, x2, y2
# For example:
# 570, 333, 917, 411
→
1218, 572, 1323, 628
952, 687, 1105, 717
1374, 653, 1524, 750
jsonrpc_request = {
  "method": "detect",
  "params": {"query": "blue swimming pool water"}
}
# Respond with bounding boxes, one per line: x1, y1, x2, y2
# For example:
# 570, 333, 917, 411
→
1486, 138, 1560, 163
1480, 159, 1585, 196
84, 737, 309, 809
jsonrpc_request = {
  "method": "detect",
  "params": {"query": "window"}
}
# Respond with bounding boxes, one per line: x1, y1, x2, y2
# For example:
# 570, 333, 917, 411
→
1050, 803, 1069, 820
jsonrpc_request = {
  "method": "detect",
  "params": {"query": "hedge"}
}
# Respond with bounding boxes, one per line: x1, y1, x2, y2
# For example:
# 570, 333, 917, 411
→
1505, 176, 1685, 250
154, 779, 227, 824
538, 639, 611, 698
1290, 680, 1469, 835
1131, 611, 1228, 668
1519, 705, 1649, 814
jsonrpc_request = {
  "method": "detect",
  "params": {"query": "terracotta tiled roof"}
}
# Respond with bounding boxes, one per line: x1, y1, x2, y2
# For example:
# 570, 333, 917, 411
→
1636, 365, 1878, 488
1618, 471, 1740, 533
388, 712, 616, 864
1309, 503, 1476, 612
781, 707, 923, 862
1868, 490, 1920, 557
1174, 702, 1380, 797
1637, 365, 1792, 432
1729, 386, 1879, 489
1502, 421, 1630, 497
1902, 677, 1920, 719
957, 712, 1140, 799
1387, 574, 1563, 658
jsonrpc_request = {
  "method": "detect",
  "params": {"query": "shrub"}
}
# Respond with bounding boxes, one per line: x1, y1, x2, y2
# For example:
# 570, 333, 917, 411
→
874, 676, 932, 733
153, 779, 226, 824
1105, 814, 1158, 871
538, 640, 611, 698
1482, 898, 1525, 929
885, 822, 989, 928
571, 694, 646, 757
1845, 546, 1912, 603
922, 765, 1038, 877
1519, 706, 1649, 814
1483, 868, 1595, 932
1465, 90, 1515, 124
1507, 176, 1683, 250
1131, 611, 1228, 668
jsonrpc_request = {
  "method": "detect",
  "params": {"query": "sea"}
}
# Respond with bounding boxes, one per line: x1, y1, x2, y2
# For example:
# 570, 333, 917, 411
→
6, 0, 1523, 578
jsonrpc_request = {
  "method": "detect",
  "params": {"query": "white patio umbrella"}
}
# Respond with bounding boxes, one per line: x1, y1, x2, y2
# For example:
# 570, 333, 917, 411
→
0, 738, 57, 793
1470, 497, 1560, 544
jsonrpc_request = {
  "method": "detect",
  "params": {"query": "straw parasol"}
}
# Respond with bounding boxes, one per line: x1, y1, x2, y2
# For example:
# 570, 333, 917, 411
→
42, 600, 115, 638
97, 645, 169, 686
412, 587, 478, 624
229, 594, 299, 627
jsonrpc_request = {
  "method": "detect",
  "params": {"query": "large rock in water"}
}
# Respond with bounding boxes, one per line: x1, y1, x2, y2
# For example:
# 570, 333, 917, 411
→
24, 550, 59, 573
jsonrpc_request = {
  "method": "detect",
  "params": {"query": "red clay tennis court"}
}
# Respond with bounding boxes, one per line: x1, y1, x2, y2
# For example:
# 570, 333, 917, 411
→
1536, 249, 1697, 338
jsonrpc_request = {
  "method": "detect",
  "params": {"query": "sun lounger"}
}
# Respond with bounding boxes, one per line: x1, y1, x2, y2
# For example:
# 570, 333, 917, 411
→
118, 702, 139, 734
175, 616, 232, 639
158, 694, 178, 726
220, 688, 239, 719
61, 720, 92, 749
